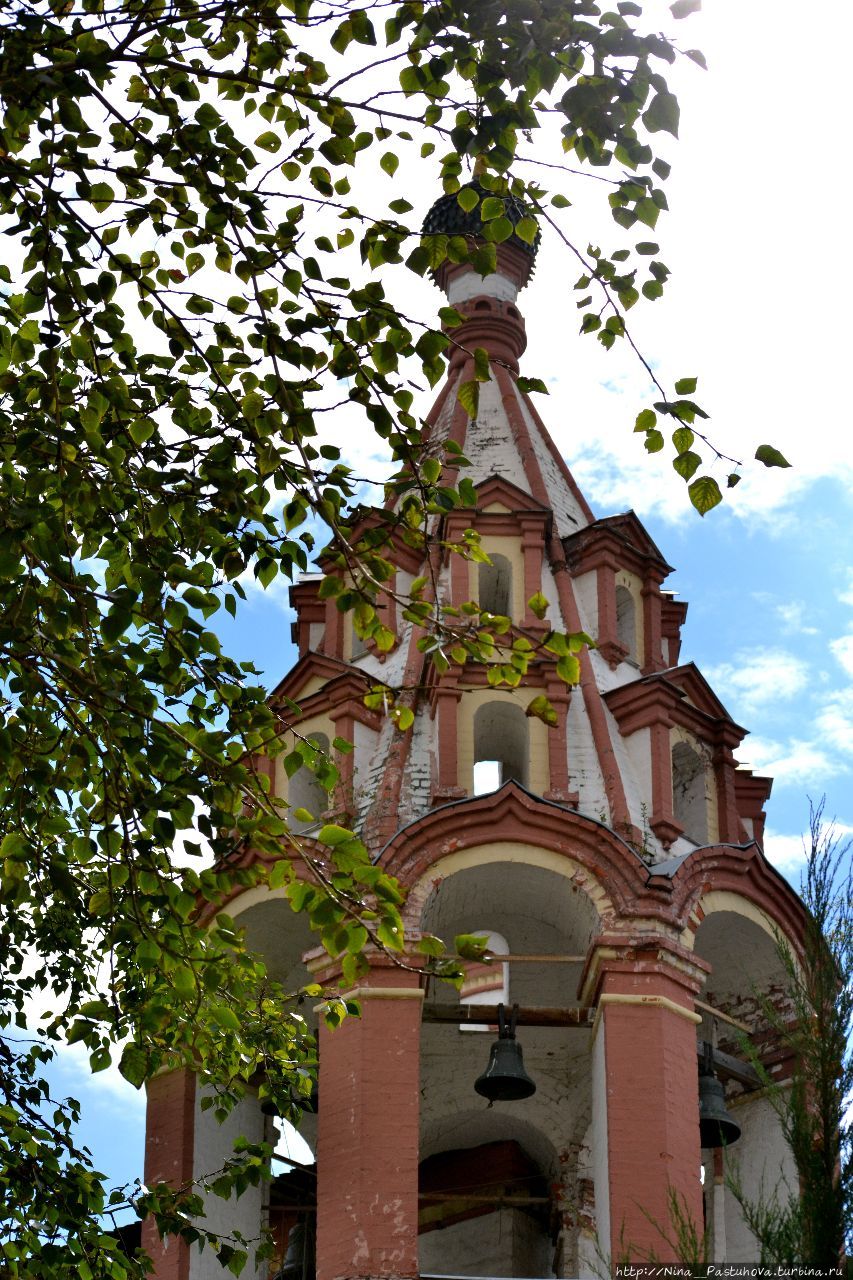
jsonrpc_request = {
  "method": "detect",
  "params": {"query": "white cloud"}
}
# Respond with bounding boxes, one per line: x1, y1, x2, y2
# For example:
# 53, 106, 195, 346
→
741, 736, 843, 787
705, 648, 807, 715
762, 829, 809, 878
829, 632, 853, 678
775, 601, 819, 636
814, 687, 853, 756
51, 1039, 147, 1115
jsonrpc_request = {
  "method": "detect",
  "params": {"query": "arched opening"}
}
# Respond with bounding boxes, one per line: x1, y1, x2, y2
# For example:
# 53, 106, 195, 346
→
288, 732, 330, 833
615, 584, 638, 662
215, 894, 319, 1274
418, 1136, 555, 1278
459, 929, 509, 1031
693, 905, 797, 1264
479, 553, 512, 618
672, 740, 708, 844
418, 856, 600, 1275
473, 702, 528, 791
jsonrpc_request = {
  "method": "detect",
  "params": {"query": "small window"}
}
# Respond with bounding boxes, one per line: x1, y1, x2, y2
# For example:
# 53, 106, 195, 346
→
615, 585, 638, 662
672, 740, 708, 844
473, 702, 529, 790
459, 930, 509, 1032
479, 553, 512, 618
289, 733, 330, 833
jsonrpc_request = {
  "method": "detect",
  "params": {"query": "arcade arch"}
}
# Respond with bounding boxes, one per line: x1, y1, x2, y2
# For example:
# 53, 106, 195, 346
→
416, 853, 601, 1277
691, 899, 797, 1264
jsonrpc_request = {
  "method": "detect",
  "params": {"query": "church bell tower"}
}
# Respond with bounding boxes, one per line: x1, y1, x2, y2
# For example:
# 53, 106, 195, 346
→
142, 187, 807, 1278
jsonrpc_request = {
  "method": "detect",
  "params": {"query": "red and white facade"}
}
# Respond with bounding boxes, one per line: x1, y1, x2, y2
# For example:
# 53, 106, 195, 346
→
143, 222, 806, 1277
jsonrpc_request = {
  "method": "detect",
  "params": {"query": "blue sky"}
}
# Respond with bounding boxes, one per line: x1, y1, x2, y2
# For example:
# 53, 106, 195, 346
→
40, 0, 853, 1207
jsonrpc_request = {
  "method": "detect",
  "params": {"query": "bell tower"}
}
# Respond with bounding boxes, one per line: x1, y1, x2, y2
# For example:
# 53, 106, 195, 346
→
142, 187, 808, 1277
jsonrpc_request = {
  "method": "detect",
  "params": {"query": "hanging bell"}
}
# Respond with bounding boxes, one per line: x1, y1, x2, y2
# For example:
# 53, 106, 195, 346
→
276, 1218, 315, 1280
698, 1055, 741, 1148
474, 1004, 536, 1102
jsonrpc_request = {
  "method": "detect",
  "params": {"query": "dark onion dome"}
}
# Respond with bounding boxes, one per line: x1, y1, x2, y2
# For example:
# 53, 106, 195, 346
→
422, 182, 541, 265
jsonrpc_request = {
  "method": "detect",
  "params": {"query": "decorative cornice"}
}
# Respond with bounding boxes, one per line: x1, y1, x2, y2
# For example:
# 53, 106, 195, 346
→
563, 510, 673, 580
604, 662, 747, 748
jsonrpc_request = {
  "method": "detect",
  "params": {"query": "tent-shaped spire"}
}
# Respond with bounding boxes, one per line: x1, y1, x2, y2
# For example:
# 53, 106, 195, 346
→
420, 184, 594, 537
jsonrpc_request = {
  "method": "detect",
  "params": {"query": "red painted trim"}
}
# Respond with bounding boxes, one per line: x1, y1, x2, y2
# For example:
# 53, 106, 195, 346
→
381, 783, 658, 929
494, 364, 632, 831
519, 385, 596, 525
563, 511, 672, 576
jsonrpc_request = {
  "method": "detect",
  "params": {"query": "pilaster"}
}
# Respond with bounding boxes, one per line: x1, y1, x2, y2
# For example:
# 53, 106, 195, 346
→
309, 953, 423, 1280
582, 936, 708, 1263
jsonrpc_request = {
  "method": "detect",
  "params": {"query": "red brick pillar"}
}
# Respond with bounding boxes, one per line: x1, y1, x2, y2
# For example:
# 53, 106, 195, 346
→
141, 1068, 196, 1280
312, 955, 423, 1280
582, 938, 707, 1263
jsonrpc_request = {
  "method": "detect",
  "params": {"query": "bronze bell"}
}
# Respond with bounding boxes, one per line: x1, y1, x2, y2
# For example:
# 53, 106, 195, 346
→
276, 1219, 315, 1280
698, 1054, 741, 1149
474, 1003, 536, 1102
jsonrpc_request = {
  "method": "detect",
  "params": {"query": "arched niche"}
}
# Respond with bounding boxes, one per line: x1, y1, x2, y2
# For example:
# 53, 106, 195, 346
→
672, 739, 709, 844
459, 929, 509, 1029
615, 584, 638, 662
418, 1116, 561, 1279
479, 552, 513, 618
229, 889, 320, 1156
473, 702, 529, 790
289, 732, 330, 833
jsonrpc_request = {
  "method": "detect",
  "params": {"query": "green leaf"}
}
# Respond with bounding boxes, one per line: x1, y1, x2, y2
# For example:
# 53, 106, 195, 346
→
480, 197, 504, 222
454, 933, 489, 961
514, 217, 538, 245
416, 934, 446, 958
89, 183, 115, 211
755, 444, 792, 468
380, 152, 399, 177
556, 654, 580, 684
688, 475, 723, 515
672, 449, 701, 480
457, 188, 479, 212
118, 1043, 148, 1088
526, 695, 558, 727
527, 591, 549, 620
473, 347, 491, 382
209, 1003, 242, 1031
643, 90, 680, 137
488, 215, 514, 243
457, 380, 479, 419
674, 376, 697, 394
670, 0, 701, 16
394, 705, 414, 731
635, 408, 656, 433
255, 131, 281, 153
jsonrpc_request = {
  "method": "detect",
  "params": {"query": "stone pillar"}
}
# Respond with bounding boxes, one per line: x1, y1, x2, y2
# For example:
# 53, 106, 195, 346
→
312, 955, 423, 1280
583, 937, 707, 1264
142, 1068, 196, 1280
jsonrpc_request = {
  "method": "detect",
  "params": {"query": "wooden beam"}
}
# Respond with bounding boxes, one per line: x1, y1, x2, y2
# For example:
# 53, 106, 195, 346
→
484, 953, 585, 964
698, 1040, 761, 1089
422, 1002, 593, 1028
695, 998, 751, 1033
